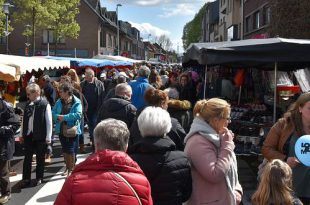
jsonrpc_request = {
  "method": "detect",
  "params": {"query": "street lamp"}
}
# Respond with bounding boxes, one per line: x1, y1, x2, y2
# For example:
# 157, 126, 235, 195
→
25, 24, 31, 56
116, 3, 122, 56
3, 2, 13, 54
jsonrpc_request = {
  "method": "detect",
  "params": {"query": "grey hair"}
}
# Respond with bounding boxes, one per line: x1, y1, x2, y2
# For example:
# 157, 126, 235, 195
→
85, 68, 95, 76
94, 119, 130, 151
26, 83, 41, 94
42, 75, 51, 82
164, 87, 179, 100
115, 83, 132, 97
138, 65, 151, 77
138, 106, 172, 137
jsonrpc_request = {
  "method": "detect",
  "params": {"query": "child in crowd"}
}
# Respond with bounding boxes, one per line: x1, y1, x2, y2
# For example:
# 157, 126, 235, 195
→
252, 159, 303, 205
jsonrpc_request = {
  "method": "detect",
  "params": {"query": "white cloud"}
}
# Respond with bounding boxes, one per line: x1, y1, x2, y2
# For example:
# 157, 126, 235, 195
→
107, 0, 206, 7
130, 22, 171, 39
159, 3, 196, 18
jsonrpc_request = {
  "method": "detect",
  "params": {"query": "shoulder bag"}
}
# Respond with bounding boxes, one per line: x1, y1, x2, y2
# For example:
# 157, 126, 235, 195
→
112, 171, 142, 205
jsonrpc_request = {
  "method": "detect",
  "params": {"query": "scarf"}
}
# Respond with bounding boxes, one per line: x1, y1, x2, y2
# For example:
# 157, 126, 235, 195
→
184, 117, 238, 205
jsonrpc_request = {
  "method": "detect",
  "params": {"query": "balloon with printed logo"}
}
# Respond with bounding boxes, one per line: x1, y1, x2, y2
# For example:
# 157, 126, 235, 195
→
295, 135, 310, 166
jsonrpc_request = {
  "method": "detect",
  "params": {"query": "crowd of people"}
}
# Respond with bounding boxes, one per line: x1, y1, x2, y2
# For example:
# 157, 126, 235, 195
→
0, 63, 309, 205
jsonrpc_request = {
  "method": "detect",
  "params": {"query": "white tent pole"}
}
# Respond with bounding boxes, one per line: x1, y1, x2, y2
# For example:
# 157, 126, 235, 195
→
204, 64, 208, 99
273, 62, 278, 123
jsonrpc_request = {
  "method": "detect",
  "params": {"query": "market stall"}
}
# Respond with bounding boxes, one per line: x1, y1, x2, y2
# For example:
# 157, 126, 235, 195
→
182, 37, 310, 157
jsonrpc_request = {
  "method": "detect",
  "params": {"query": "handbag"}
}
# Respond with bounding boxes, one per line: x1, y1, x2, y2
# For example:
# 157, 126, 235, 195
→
112, 171, 142, 205
62, 123, 78, 138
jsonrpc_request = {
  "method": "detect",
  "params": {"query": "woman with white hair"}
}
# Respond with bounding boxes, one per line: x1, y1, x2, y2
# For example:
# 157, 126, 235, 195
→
130, 106, 192, 205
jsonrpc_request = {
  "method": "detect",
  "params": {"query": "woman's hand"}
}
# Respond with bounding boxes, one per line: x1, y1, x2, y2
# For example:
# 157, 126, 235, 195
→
234, 190, 242, 205
286, 157, 300, 168
220, 128, 234, 142
57, 115, 65, 122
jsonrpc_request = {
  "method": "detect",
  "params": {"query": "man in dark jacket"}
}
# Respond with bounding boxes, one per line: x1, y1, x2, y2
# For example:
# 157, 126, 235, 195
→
97, 83, 136, 128
81, 68, 105, 148
20, 83, 53, 188
41, 75, 56, 106
0, 99, 19, 204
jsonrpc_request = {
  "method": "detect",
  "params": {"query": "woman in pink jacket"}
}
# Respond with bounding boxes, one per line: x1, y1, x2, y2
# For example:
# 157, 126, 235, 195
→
184, 98, 243, 205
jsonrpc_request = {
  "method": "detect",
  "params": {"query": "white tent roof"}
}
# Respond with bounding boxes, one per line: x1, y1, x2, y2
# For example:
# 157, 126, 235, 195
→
0, 63, 20, 82
0, 54, 70, 76
93, 54, 143, 63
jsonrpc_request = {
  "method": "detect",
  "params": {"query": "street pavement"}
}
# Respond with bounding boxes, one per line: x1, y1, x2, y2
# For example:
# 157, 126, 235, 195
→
7, 135, 91, 205
6, 133, 258, 205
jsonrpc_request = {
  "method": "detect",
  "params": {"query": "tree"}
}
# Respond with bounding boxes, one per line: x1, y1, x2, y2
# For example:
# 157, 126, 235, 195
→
12, 0, 55, 55
269, 0, 310, 38
0, 0, 6, 35
155, 34, 173, 51
182, 4, 206, 50
47, 0, 80, 55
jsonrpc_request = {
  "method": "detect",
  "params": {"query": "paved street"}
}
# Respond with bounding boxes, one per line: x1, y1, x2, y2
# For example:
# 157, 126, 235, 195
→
7, 135, 91, 205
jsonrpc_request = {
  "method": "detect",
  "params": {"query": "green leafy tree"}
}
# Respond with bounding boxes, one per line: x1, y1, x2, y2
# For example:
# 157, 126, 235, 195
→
269, 0, 310, 38
48, 0, 80, 55
182, 4, 206, 50
0, 0, 5, 35
12, 0, 55, 55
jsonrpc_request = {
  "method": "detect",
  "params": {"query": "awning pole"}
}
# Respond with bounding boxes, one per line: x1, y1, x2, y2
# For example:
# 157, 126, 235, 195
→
273, 62, 278, 123
203, 65, 208, 99
238, 86, 242, 105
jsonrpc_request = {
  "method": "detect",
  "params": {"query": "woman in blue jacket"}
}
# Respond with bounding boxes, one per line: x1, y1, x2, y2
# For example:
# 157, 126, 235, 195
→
52, 83, 82, 176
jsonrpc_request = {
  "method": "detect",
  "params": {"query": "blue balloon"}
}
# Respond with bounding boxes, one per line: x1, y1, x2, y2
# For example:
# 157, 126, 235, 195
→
295, 135, 310, 166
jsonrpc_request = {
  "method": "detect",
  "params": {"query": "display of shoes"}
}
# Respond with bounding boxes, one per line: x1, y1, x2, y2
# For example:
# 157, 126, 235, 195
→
9, 170, 17, 177
0, 193, 11, 204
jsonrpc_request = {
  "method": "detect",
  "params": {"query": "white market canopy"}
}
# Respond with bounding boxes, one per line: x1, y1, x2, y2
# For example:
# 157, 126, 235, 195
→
93, 54, 143, 64
0, 63, 20, 82
0, 54, 70, 82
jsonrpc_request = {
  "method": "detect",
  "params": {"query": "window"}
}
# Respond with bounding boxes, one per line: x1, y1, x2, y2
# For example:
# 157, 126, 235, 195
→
100, 30, 106, 47
263, 7, 271, 25
108, 34, 112, 47
253, 11, 260, 29
0, 36, 5, 44
42, 30, 65, 44
43, 30, 54, 43
245, 16, 250, 32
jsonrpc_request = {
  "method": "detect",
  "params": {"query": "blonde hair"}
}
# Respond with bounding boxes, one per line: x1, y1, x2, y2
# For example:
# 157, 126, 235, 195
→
193, 98, 230, 122
252, 159, 295, 205
67, 69, 80, 84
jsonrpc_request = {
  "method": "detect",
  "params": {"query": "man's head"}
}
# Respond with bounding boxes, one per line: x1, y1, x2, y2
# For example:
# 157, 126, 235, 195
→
138, 65, 151, 78
115, 83, 132, 100
42, 75, 51, 86
85, 68, 95, 82
26, 83, 41, 101
94, 119, 130, 152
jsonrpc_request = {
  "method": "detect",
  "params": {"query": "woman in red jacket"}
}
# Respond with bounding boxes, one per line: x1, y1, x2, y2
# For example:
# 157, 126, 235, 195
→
54, 119, 153, 205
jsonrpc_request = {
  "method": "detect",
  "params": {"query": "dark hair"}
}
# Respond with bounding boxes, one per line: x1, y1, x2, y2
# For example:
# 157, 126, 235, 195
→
59, 83, 73, 95
144, 88, 168, 107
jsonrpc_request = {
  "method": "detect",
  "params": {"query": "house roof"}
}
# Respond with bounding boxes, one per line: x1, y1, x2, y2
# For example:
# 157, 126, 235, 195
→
84, 0, 99, 10
82, 0, 117, 29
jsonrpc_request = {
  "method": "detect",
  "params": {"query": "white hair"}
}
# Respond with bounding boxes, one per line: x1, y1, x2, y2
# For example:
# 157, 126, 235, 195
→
115, 83, 132, 97
94, 119, 130, 151
164, 87, 179, 100
137, 106, 172, 137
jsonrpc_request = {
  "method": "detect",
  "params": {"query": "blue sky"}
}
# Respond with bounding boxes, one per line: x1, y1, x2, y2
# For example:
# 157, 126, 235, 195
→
100, 0, 211, 53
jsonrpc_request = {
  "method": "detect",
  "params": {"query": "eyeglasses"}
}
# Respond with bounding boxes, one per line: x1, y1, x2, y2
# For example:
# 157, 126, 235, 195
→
223, 117, 231, 122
